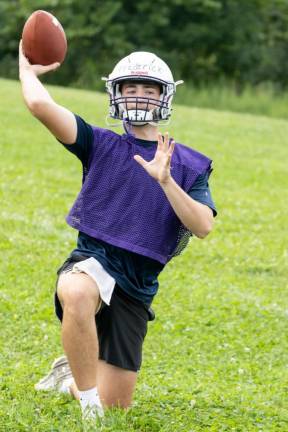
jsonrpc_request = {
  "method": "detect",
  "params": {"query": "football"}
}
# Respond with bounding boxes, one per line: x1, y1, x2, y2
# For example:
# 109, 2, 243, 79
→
22, 10, 67, 65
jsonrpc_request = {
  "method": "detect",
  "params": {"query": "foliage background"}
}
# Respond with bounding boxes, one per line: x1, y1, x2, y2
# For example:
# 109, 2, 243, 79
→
1, 0, 288, 93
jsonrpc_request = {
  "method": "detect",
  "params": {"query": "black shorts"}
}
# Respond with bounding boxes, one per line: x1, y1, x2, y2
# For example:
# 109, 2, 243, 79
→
54, 255, 155, 372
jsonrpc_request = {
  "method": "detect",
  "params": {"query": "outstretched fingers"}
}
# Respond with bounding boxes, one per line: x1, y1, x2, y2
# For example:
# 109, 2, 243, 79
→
158, 132, 175, 155
168, 139, 175, 159
133, 154, 147, 167
158, 132, 170, 151
157, 132, 165, 151
164, 132, 170, 151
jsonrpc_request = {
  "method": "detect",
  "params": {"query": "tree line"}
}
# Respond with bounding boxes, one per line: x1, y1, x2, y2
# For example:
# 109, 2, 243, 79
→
1, 0, 288, 92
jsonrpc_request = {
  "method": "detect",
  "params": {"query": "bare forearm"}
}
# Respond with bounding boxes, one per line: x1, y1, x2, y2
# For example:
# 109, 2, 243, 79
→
20, 69, 54, 112
19, 54, 77, 143
159, 176, 213, 238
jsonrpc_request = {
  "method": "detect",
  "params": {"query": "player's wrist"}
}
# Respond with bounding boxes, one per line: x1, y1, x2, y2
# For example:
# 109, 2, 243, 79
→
19, 66, 37, 81
158, 175, 174, 189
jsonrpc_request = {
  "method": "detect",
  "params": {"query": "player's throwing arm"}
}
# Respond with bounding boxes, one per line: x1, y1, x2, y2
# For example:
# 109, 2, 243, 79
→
19, 10, 76, 145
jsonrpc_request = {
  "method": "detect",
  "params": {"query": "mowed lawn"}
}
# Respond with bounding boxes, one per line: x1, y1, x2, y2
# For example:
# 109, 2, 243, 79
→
0, 77, 287, 431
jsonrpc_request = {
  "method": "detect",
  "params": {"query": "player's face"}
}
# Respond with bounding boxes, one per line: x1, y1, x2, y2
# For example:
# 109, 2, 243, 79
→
121, 82, 161, 110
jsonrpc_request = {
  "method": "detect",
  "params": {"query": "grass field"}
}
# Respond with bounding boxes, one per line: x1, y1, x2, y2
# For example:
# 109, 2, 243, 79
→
0, 77, 287, 431
175, 82, 288, 121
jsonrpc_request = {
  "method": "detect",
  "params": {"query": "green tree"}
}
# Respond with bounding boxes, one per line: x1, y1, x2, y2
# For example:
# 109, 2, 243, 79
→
1, 0, 288, 91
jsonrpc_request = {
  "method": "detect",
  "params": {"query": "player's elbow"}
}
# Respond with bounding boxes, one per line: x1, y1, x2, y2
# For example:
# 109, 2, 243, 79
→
194, 221, 213, 239
196, 227, 212, 239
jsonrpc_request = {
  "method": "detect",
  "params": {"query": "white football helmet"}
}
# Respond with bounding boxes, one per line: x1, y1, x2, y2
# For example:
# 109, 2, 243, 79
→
102, 51, 183, 126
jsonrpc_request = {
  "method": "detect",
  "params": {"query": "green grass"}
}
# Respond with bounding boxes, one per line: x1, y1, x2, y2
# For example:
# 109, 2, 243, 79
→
175, 81, 288, 120
0, 77, 287, 431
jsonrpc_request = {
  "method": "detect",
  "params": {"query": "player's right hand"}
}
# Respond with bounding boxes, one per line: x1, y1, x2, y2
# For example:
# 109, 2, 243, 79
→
19, 40, 60, 78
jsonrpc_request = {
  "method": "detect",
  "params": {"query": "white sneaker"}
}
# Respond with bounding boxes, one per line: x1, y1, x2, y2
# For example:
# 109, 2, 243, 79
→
34, 356, 73, 392
82, 403, 104, 431
82, 403, 104, 420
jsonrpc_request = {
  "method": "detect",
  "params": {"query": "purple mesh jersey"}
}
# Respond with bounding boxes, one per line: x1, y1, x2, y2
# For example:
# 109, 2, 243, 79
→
66, 127, 212, 264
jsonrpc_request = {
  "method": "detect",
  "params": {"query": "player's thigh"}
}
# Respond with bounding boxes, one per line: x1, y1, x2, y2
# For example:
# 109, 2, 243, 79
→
97, 360, 138, 409
57, 271, 101, 312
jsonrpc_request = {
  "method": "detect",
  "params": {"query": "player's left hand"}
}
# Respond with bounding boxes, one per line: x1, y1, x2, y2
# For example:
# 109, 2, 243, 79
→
134, 132, 175, 184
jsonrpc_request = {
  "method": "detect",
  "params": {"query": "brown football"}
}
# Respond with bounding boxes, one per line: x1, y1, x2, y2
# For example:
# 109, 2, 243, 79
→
22, 10, 67, 65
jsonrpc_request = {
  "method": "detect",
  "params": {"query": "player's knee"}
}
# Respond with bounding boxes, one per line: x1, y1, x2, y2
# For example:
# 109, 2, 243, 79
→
57, 276, 100, 315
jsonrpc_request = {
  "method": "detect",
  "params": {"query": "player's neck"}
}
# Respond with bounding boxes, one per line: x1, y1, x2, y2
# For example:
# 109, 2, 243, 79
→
130, 124, 159, 141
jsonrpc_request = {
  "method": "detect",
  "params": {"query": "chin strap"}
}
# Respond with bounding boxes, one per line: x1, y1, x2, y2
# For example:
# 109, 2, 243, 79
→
123, 120, 133, 134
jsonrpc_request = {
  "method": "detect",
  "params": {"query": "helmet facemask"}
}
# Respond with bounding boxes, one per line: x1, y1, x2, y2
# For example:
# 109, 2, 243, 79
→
112, 80, 170, 126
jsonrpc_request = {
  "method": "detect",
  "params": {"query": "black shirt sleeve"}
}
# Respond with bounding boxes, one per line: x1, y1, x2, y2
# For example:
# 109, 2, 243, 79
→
61, 114, 93, 167
188, 171, 217, 217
